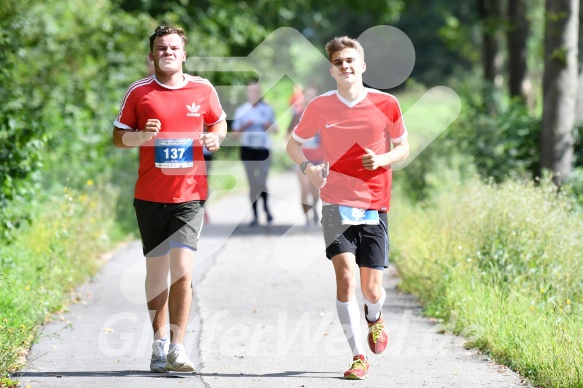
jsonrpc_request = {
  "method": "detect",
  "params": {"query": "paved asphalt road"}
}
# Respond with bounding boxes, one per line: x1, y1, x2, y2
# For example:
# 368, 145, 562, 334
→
17, 169, 531, 388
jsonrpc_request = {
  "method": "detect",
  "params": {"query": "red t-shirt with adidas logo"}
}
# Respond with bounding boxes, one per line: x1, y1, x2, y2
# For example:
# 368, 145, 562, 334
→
291, 88, 407, 211
114, 75, 226, 203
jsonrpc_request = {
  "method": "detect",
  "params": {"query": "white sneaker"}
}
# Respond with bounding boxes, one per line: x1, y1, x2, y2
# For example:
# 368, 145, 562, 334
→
150, 338, 168, 373
165, 344, 195, 372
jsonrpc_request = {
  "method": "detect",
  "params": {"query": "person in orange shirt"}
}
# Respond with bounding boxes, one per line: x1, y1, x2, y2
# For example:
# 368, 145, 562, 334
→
287, 36, 409, 380
287, 85, 323, 226
113, 26, 226, 373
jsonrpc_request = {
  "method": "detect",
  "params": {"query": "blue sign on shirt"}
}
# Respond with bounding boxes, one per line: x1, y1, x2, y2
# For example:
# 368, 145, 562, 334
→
339, 205, 380, 225
155, 138, 194, 168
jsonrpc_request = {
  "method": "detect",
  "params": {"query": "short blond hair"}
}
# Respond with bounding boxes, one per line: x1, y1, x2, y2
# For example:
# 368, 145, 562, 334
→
325, 36, 364, 62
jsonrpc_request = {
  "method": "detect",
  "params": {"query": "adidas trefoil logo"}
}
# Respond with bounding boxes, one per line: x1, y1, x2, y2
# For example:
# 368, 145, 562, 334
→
186, 102, 201, 117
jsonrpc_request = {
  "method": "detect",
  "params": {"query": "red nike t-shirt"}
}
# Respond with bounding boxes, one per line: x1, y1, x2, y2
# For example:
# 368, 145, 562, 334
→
292, 88, 407, 211
114, 75, 226, 203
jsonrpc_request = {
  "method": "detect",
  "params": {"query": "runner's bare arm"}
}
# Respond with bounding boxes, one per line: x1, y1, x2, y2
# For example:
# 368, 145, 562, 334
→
286, 137, 326, 188
112, 119, 160, 149
201, 120, 227, 152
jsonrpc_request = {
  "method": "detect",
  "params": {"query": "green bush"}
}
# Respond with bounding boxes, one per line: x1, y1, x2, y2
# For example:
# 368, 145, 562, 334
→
0, 0, 46, 242
0, 0, 155, 244
395, 85, 541, 204
450, 96, 540, 182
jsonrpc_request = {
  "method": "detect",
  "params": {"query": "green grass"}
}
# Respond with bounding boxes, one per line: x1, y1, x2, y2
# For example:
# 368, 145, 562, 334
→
390, 176, 583, 387
0, 182, 120, 386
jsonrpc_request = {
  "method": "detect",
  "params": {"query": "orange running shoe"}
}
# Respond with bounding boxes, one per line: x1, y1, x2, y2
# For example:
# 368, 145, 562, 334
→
365, 305, 389, 354
343, 354, 369, 380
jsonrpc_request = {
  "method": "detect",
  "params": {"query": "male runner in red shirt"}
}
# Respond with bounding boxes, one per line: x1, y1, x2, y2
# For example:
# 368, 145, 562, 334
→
287, 36, 409, 380
113, 26, 226, 373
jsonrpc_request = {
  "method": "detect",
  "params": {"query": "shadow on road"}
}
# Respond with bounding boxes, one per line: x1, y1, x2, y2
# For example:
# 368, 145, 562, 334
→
20, 369, 338, 380
17, 370, 189, 379
197, 370, 337, 379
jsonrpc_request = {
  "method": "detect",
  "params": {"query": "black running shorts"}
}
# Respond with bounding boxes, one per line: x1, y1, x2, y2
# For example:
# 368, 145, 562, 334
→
133, 199, 205, 257
321, 204, 389, 269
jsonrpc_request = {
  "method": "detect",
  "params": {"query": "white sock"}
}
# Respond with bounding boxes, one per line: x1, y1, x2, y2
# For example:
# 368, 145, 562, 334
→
153, 337, 168, 347
169, 343, 182, 351
336, 299, 366, 357
364, 287, 386, 322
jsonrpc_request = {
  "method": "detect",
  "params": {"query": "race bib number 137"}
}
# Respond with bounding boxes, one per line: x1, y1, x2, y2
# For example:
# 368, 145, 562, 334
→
155, 138, 194, 168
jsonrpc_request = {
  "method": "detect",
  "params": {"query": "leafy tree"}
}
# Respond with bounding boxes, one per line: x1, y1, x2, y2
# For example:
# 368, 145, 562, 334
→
0, 0, 156, 241
392, 0, 478, 86
117, 0, 405, 57
0, 0, 47, 239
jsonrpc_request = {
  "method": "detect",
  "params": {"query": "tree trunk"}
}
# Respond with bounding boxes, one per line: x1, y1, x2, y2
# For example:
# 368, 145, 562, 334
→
575, 2, 583, 125
478, 0, 503, 87
507, 0, 534, 106
540, 0, 579, 185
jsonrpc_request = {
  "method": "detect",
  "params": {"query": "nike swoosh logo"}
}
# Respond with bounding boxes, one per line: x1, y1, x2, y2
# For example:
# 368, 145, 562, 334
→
325, 122, 340, 128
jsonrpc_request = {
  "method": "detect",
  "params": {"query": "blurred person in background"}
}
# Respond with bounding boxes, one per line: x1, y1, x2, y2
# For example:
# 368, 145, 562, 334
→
287, 85, 323, 227
232, 81, 278, 227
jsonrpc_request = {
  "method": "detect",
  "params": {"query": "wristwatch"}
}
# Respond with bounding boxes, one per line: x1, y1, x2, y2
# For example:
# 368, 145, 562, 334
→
299, 161, 310, 175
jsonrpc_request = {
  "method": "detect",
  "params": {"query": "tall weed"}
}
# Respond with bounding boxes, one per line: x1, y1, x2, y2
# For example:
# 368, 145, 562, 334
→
391, 176, 583, 387
0, 182, 118, 381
